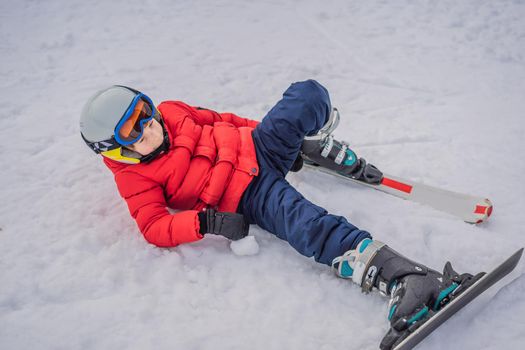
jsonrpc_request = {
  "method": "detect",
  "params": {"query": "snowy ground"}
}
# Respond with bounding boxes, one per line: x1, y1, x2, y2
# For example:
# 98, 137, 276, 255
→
1, 1, 525, 349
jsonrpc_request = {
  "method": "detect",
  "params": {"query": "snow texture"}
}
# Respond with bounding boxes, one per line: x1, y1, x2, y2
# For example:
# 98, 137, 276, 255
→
1, 0, 524, 349
230, 236, 260, 256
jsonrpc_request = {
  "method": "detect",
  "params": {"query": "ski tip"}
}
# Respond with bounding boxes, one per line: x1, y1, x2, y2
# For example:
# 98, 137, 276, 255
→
506, 248, 524, 271
472, 199, 493, 224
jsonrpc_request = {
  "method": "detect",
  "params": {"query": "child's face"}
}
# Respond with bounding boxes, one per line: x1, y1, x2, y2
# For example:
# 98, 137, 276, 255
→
126, 118, 164, 156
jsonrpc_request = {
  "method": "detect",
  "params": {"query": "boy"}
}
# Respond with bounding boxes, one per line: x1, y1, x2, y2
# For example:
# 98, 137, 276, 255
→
80, 80, 482, 349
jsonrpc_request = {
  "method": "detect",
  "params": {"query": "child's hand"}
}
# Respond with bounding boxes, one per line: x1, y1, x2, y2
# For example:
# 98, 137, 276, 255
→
198, 209, 249, 241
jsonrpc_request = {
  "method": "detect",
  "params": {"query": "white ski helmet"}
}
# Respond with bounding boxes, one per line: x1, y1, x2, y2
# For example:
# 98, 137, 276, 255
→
80, 85, 167, 164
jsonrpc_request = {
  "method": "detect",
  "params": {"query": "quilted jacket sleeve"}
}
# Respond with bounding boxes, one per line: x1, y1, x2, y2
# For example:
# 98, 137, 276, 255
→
114, 170, 203, 247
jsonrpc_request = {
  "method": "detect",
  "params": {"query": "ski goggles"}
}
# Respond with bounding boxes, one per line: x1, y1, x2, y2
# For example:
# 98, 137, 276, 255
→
114, 93, 155, 146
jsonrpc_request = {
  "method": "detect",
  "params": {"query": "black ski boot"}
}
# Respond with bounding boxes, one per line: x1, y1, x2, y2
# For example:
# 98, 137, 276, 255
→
300, 108, 383, 184
332, 239, 484, 350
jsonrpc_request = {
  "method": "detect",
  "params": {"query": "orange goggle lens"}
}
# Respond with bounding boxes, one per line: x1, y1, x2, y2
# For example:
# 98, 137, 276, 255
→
115, 95, 154, 145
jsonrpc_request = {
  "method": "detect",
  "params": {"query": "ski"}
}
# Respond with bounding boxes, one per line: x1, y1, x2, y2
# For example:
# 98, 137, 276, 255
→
390, 247, 523, 350
302, 162, 493, 224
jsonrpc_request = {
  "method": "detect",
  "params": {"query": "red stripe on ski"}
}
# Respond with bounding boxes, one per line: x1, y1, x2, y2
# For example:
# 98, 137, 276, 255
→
381, 177, 413, 194
475, 205, 488, 215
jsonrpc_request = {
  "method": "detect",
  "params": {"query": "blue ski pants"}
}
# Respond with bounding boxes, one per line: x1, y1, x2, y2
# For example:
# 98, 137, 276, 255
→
238, 80, 372, 265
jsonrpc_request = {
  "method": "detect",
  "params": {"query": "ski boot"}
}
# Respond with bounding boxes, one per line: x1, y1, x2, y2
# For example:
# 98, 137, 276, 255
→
300, 108, 383, 184
332, 239, 485, 350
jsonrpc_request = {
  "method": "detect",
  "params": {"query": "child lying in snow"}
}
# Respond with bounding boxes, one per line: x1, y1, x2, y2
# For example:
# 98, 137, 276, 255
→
80, 80, 482, 349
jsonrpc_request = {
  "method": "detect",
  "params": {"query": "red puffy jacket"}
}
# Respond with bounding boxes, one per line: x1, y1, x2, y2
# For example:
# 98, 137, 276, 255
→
103, 101, 260, 247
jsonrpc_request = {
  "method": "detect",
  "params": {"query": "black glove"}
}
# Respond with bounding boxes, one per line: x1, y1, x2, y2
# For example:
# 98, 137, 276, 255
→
198, 209, 249, 241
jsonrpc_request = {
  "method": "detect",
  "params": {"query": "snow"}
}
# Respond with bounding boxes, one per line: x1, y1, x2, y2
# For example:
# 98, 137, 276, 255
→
1, 0, 524, 349
230, 236, 260, 256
